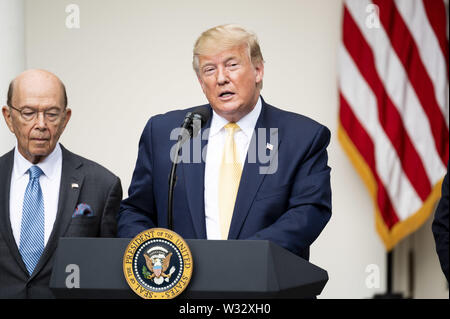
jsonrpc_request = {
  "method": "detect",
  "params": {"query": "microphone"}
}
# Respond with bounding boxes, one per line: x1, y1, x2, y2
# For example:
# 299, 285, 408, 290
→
191, 105, 211, 127
178, 106, 210, 145
191, 106, 210, 137
168, 106, 210, 230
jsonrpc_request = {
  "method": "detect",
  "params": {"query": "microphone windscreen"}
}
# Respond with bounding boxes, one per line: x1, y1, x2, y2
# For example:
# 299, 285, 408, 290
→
192, 106, 211, 127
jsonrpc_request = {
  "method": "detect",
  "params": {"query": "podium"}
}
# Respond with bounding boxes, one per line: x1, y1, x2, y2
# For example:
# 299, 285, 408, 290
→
49, 238, 328, 298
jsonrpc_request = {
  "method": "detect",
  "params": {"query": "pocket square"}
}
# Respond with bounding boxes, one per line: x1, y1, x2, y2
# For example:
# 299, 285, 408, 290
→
72, 203, 94, 217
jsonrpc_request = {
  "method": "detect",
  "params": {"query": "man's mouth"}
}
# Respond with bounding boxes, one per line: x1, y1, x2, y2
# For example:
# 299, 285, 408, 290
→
218, 91, 235, 99
31, 138, 49, 142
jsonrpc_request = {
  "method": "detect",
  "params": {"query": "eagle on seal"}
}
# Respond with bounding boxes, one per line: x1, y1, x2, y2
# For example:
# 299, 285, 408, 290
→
144, 252, 173, 283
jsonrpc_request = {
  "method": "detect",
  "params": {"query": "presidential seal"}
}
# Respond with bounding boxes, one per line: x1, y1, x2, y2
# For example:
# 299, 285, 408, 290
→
123, 228, 193, 299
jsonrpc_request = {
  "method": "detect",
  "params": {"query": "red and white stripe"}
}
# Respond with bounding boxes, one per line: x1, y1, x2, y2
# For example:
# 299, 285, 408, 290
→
339, 0, 449, 249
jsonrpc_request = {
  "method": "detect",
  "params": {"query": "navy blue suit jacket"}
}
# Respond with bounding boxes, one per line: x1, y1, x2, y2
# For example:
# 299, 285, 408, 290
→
432, 163, 449, 282
118, 98, 332, 259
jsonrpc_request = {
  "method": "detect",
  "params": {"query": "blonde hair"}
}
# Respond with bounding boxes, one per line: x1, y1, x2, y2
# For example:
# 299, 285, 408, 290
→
192, 24, 265, 74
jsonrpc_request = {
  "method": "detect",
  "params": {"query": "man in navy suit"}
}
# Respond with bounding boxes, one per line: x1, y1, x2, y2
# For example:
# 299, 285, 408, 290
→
117, 24, 331, 260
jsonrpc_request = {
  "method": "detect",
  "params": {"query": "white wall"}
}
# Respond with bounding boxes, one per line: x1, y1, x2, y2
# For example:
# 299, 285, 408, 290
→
0, 0, 25, 154
1, 0, 445, 298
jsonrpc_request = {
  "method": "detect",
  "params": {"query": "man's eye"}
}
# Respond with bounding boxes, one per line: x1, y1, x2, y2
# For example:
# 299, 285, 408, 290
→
22, 111, 36, 117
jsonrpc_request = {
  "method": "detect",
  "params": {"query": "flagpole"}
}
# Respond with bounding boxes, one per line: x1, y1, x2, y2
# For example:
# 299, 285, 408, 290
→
386, 251, 394, 294
374, 250, 403, 299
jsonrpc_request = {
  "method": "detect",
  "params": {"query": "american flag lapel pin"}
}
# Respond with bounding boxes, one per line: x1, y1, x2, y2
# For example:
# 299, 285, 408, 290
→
266, 143, 273, 151
71, 183, 79, 189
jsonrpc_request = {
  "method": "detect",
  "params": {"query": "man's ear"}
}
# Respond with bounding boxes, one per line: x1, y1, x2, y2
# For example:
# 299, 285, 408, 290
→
254, 61, 264, 85
2, 106, 15, 134
61, 107, 72, 131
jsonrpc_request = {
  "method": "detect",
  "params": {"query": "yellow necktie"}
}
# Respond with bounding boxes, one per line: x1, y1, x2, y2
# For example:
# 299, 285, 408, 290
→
218, 123, 243, 239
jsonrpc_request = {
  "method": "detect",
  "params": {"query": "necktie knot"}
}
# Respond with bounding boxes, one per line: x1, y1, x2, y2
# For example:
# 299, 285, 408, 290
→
28, 166, 43, 180
224, 122, 240, 135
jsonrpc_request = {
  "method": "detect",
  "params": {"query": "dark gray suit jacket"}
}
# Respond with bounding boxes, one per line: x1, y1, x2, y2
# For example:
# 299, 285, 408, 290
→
0, 145, 122, 298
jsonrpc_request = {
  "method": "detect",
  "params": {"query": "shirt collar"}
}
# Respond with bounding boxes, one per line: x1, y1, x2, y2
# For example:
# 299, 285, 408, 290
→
209, 96, 262, 138
13, 143, 62, 181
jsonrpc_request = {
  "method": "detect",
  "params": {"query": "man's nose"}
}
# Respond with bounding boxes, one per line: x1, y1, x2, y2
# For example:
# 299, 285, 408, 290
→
35, 111, 47, 128
216, 67, 229, 85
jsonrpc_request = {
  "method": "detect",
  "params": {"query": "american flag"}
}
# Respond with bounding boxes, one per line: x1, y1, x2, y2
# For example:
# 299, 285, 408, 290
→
338, 0, 449, 250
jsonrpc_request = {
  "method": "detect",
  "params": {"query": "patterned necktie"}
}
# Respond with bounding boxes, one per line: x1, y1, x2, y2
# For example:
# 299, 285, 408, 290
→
218, 123, 243, 239
19, 165, 45, 275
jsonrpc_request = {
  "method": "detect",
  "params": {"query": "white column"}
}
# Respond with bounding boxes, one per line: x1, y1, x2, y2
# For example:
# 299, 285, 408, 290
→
0, 0, 25, 154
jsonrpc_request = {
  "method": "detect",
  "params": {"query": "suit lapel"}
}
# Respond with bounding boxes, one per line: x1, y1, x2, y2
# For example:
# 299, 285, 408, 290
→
31, 145, 84, 279
0, 149, 29, 275
228, 101, 282, 239
181, 107, 212, 239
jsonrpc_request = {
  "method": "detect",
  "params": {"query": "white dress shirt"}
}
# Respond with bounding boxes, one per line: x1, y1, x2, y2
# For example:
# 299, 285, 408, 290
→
204, 97, 262, 239
9, 143, 62, 248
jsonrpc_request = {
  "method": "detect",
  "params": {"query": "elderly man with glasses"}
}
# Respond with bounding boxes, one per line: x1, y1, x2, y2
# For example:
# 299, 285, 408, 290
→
0, 69, 122, 298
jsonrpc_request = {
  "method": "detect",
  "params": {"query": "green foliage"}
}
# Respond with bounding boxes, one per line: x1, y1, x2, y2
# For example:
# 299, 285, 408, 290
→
142, 265, 151, 279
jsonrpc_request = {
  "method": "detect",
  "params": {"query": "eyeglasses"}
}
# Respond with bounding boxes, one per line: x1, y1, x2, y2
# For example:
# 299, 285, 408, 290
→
8, 105, 64, 123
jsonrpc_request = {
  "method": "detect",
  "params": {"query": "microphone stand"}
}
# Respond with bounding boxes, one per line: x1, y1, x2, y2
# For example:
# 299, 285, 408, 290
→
168, 134, 183, 231
167, 111, 207, 231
